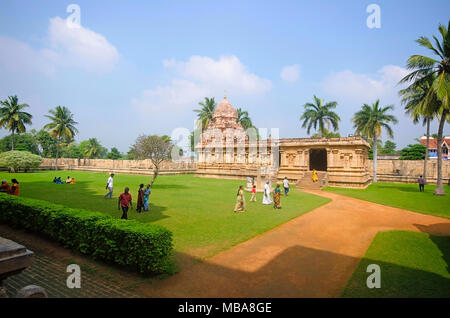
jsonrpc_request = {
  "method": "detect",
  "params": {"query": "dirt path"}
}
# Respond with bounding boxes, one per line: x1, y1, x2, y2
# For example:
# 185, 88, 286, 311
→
136, 190, 450, 297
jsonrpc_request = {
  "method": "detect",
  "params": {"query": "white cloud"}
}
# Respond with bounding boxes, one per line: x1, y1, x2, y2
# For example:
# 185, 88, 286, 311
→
133, 55, 271, 112
0, 16, 119, 77
280, 64, 300, 82
322, 65, 409, 104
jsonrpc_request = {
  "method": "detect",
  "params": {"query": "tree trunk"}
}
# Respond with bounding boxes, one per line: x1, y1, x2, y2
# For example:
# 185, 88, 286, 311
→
372, 135, 378, 183
423, 118, 430, 184
55, 137, 60, 171
150, 165, 159, 187
11, 130, 15, 151
434, 109, 448, 196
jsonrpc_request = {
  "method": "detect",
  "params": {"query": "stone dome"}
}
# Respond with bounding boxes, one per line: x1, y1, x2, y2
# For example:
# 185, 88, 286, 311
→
213, 96, 238, 119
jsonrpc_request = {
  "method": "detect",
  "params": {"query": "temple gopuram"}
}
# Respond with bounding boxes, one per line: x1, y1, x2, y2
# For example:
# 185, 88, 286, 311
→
195, 96, 371, 189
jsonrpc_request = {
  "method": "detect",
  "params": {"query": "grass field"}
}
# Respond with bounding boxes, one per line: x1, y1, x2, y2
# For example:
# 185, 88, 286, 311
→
324, 182, 450, 219
342, 230, 450, 297
0, 170, 330, 259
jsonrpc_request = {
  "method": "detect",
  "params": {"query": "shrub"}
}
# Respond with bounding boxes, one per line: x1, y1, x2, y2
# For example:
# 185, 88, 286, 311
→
399, 144, 426, 160
0, 194, 173, 274
0, 150, 42, 172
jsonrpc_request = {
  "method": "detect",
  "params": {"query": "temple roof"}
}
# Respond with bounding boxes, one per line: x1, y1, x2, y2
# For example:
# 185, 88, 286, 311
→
213, 96, 238, 119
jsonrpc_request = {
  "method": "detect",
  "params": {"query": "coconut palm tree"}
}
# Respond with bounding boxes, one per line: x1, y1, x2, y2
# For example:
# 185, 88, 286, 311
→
0, 95, 32, 150
352, 100, 398, 182
193, 97, 217, 130
44, 106, 78, 170
399, 20, 450, 195
84, 138, 104, 159
300, 95, 340, 137
399, 74, 439, 184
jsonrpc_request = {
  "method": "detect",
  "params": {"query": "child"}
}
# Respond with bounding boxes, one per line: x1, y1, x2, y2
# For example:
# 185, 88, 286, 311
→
118, 187, 133, 220
250, 185, 257, 202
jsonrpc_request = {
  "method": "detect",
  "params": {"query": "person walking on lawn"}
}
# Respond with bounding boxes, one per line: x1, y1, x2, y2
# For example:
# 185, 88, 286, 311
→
104, 173, 114, 199
118, 187, 133, 220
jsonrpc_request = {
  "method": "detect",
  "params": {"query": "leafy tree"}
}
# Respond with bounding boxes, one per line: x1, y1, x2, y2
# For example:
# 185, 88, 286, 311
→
381, 140, 397, 154
399, 20, 450, 195
312, 128, 341, 138
130, 134, 173, 186
300, 95, 340, 137
34, 129, 58, 158
0, 133, 39, 154
0, 95, 32, 150
399, 144, 426, 160
106, 147, 123, 160
61, 142, 83, 159
193, 97, 216, 130
0, 150, 42, 172
82, 138, 106, 159
352, 100, 398, 182
44, 106, 78, 170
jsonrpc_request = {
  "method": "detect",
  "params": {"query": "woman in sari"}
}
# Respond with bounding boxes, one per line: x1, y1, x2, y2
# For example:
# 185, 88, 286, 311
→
234, 185, 246, 212
273, 184, 282, 209
312, 169, 318, 182
137, 184, 144, 213
143, 184, 151, 212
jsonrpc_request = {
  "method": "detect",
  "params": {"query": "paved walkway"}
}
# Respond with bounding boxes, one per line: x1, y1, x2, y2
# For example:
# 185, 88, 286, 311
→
136, 190, 450, 297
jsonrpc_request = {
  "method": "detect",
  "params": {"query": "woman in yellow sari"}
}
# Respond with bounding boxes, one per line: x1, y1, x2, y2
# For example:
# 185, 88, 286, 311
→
234, 185, 246, 212
312, 169, 318, 182
273, 184, 282, 209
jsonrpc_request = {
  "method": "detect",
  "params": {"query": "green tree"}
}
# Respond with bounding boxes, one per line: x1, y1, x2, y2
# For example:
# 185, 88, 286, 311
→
312, 128, 341, 138
399, 144, 426, 160
35, 129, 58, 158
0, 150, 42, 172
0, 133, 39, 154
193, 97, 216, 130
352, 100, 398, 182
300, 95, 340, 137
106, 147, 123, 160
381, 140, 397, 154
399, 20, 450, 195
0, 95, 32, 150
44, 106, 78, 170
83, 138, 106, 159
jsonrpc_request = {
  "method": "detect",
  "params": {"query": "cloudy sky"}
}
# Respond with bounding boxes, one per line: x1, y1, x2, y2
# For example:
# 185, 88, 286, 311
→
0, 0, 449, 152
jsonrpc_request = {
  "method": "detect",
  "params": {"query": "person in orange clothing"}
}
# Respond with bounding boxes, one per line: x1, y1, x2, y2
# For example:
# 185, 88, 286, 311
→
0, 180, 11, 194
70, 177, 76, 184
10, 179, 19, 196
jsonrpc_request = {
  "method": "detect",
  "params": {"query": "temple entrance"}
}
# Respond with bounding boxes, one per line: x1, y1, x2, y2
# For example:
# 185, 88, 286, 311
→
309, 149, 327, 171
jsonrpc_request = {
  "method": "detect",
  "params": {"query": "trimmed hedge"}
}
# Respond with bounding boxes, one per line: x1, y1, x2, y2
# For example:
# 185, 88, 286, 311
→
0, 193, 173, 275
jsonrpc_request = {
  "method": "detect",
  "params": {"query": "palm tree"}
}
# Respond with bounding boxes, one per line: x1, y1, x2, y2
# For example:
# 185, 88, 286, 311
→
236, 108, 259, 138
193, 97, 217, 130
352, 100, 398, 183
0, 95, 32, 150
399, 74, 439, 184
44, 106, 78, 170
84, 138, 104, 158
399, 20, 450, 195
300, 95, 340, 137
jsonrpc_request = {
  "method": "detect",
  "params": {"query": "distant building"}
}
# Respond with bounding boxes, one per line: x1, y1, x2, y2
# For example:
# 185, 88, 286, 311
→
419, 136, 450, 160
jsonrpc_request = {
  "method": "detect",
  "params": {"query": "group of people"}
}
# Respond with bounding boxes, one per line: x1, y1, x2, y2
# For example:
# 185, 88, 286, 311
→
234, 177, 291, 212
103, 173, 152, 220
53, 176, 75, 184
0, 179, 19, 196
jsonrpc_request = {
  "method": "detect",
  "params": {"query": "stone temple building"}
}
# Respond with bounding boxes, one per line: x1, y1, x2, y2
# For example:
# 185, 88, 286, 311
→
195, 96, 371, 188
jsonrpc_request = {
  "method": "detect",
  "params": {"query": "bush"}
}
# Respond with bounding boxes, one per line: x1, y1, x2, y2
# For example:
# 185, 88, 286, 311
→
0, 194, 173, 274
0, 150, 42, 172
399, 144, 426, 160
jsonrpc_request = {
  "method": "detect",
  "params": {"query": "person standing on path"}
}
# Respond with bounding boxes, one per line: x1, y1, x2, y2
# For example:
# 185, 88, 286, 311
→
104, 173, 115, 199
418, 175, 425, 192
283, 177, 290, 196
118, 187, 133, 220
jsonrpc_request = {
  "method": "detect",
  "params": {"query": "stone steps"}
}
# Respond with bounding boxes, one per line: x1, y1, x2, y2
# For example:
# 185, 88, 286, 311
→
296, 171, 328, 189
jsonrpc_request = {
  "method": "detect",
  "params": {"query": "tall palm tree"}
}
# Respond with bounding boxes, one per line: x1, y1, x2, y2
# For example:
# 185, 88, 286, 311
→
0, 95, 32, 150
300, 95, 340, 137
84, 138, 103, 159
352, 100, 398, 183
193, 97, 217, 130
399, 20, 450, 195
44, 106, 78, 170
399, 74, 438, 184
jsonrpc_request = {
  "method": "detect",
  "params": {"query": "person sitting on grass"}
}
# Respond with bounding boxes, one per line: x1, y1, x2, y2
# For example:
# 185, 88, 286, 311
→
53, 177, 57, 183
137, 184, 144, 213
70, 177, 76, 184
56, 177, 63, 184
273, 184, 282, 209
0, 180, 11, 193
10, 179, 19, 196
66, 176, 72, 184
143, 184, 151, 212
118, 187, 133, 220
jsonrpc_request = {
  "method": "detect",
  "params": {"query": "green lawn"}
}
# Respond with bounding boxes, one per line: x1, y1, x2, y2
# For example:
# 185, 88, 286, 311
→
0, 171, 330, 259
324, 182, 450, 219
342, 230, 450, 297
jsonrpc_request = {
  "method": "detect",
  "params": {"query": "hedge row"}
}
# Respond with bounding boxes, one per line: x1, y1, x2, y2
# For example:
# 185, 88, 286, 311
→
0, 193, 173, 275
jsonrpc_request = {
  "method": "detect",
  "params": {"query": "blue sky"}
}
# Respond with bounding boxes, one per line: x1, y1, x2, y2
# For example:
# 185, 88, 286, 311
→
0, 0, 449, 152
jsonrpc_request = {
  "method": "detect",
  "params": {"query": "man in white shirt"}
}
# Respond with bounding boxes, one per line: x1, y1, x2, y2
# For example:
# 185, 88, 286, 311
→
104, 173, 115, 199
283, 177, 289, 196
